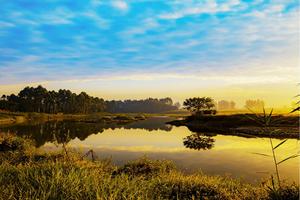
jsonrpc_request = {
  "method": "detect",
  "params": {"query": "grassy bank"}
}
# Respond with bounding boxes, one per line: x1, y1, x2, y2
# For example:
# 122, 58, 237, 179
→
0, 111, 146, 126
168, 114, 299, 139
0, 111, 85, 125
0, 111, 27, 125
0, 134, 298, 200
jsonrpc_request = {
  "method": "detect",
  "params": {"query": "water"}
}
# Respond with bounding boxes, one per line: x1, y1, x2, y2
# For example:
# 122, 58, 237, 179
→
1, 117, 298, 184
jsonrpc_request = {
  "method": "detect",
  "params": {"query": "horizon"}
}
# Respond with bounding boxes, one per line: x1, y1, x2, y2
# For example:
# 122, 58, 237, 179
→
0, 0, 299, 108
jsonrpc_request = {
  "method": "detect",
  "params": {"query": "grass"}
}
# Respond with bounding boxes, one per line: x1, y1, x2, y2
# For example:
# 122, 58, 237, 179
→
0, 110, 147, 126
0, 156, 264, 200
0, 111, 80, 125
0, 134, 299, 200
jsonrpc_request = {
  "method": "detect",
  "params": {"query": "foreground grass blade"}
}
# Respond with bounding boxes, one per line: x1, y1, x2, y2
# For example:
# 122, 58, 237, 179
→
266, 109, 273, 125
277, 154, 300, 165
251, 152, 272, 157
290, 107, 300, 113
244, 114, 265, 126
256, 171, 270, 174
273, 139, 288, 150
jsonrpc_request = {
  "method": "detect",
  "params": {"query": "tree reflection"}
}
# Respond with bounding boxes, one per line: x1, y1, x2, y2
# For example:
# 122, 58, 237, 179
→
183, 133, 215, 150
1, 121, 107, 147
0, 117, 174, 147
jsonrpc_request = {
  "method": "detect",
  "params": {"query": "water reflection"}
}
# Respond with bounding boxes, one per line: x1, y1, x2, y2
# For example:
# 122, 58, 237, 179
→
0, 117, 174, 147
183, 133, 215, 150
0, 117, 216, 151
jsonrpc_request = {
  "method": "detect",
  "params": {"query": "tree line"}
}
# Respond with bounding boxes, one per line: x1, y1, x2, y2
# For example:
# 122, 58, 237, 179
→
106, 98, 179, 113
0, 85, 179, 114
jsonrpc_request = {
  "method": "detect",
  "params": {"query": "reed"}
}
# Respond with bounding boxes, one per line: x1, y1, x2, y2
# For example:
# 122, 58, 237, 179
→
246, 108, 299, 197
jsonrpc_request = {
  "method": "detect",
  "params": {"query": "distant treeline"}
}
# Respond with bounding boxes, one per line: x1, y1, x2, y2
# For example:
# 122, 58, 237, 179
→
106, 98, 178, 113
0, 86, 179, 114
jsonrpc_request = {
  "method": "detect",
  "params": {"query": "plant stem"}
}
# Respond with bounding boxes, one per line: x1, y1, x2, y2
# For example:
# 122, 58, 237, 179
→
62, 142, 69, 161
269, 137, 281, 188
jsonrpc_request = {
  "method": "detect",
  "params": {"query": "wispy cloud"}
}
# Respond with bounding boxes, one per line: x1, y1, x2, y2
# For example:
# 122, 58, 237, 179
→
82, 11, 110, 29
159, 0, 243, 20
121, 18, 159, 37
0, 21, 15, 28
40, 7, 75, 25
111, 1, 129, 11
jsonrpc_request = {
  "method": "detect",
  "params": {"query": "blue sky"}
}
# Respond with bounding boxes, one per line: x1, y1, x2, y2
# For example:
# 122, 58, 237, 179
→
0, 0, 299, 106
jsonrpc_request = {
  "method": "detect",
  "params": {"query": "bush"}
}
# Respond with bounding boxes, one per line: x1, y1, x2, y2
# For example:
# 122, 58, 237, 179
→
112, 157, 175, 177
0, 133, 33, 152
114, 115, 135, 121
152, 173, 265, 200
266, 184, 299, 200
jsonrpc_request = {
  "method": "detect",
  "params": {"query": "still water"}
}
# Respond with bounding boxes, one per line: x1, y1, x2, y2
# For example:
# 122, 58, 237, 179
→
1, 117, 298, 184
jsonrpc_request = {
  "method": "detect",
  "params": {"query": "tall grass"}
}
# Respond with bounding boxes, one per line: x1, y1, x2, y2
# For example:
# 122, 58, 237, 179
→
0, 157, 268, 200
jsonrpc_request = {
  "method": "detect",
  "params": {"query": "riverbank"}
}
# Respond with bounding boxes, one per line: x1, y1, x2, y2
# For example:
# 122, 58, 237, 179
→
0, 111, 146, 126
0, 134, 298, 200
167, 114, 299, 139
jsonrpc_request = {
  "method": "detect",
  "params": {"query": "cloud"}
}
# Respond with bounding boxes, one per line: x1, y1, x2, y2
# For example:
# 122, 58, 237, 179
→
21, 55, 40, 63
82, 11, 110, 29
91, 0, 102, 6
159, 0, 242, 20
121, 18, 159, 37
40, 7, 75, 25
111, 1, 129, 11
0, 21, 15, 28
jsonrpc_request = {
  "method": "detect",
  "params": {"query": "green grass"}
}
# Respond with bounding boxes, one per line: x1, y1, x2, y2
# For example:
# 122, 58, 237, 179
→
0, 134, 299, 200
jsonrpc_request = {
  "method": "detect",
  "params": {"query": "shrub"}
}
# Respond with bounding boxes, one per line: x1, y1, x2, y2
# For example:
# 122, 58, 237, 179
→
152, 173, 265, 200
266, 183, 299, 200
112, 157, 175, 177
0, 133, 33, 152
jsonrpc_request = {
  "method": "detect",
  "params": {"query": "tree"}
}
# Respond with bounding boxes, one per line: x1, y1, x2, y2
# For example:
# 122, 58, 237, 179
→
230, 101, 236, 110
104, 98, 178, 113
0, 86, 177, 114
174, 102, 181, 109
217, 100, 236, 110
244, 99, 265, 110
183, 97, 216, 115
159, 97, 173, 105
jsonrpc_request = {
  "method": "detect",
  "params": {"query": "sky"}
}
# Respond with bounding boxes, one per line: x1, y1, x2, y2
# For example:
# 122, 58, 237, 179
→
0, 0, 299, 108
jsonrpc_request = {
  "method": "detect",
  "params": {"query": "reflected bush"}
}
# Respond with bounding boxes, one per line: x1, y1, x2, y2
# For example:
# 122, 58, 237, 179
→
183, 133, 215, 150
